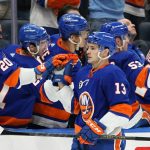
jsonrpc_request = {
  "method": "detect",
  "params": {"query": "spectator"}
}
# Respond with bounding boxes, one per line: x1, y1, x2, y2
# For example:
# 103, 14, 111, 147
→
57, 5, 80, 22
124, 0, 146, 39
30, 0, 80, 35
88, 0, 125, 32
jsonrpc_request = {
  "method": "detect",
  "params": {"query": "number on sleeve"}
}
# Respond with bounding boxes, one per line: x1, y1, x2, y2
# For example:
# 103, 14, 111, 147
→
0, 58, 13, 71
115, 83, 126, 95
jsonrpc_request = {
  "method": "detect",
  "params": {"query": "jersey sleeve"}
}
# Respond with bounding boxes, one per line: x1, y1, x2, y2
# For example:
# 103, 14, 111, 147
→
102, 66, 131, 118
36, 0, 80, 9
121, 52, 143, 83
39, 79, 59, 104
0, 53, 36, 88
0, 54, 19, 85
100, 66, 132, 134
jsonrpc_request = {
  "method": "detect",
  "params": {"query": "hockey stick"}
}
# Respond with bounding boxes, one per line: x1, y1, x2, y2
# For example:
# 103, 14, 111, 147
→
3, 128, 150, 141
30, 133, 150, 141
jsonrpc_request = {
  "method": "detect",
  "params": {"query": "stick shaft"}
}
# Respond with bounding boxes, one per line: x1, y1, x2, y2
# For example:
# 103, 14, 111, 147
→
6, 131, 150, 141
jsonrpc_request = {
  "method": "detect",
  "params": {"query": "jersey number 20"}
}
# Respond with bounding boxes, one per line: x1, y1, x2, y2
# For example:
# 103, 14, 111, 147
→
0, 58, 13, 71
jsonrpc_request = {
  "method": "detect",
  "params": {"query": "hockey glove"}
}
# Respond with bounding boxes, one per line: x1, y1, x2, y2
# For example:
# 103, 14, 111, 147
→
34, 57, 54, 75
34, 53, 78, 79
52, 60, 73, 86
78, 118, 106, 145
52, 53, 78, 69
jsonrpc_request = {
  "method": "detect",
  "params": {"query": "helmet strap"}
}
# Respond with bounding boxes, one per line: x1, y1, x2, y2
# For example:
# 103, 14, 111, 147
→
68, 37, 81, 51
116, 39, 126, 51
98, 47, 111, 60
27, 45, 40, 56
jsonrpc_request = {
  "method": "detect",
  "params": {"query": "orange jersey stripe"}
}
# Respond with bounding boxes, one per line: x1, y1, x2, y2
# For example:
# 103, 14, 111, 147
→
78, 136, 92, 145
110, 103, 132, 117
131, 101, 140, 115
4, 68, 20, 87
39, 85, 53, 104
126, 0, 145, 7
115, 132, 122, 150
135, 66, 149, 88
141, 104, 150, 114
57, 38, 71, 52
0, 116, 31, 126
73, 98, 80, 115
34, 103, 70, 121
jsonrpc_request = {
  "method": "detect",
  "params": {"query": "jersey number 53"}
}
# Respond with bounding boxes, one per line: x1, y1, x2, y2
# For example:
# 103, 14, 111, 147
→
128, 61, 143, 69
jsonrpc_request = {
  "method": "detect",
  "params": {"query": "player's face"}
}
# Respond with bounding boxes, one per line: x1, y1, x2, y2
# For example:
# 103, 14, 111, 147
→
79, 30, 89, 48
38, 39, 49, 56
71, 34, 81, 44
119, 19, 137, 38
28, 44, 37, 53
86, 43, 99, 64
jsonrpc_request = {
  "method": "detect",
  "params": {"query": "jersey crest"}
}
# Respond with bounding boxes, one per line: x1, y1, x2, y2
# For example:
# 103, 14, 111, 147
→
79, 91, 94, 122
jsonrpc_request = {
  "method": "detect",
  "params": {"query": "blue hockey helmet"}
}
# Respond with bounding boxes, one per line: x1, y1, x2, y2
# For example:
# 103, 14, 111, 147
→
87, 32, 116, 57
19, 23, 49, 51
58, 13, 88, 40
100, 22, 128, 37
100, 22, 112, 33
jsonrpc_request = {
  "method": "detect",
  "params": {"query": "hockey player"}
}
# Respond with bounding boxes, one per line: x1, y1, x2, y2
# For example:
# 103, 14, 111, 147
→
100, 21, 150, 127
0, 23, 70, 129
118, 18, 146, 65
49, 32, 132, 149
29, 14, 88, 128
0, 49, 50, 110
118, 19, 150, 121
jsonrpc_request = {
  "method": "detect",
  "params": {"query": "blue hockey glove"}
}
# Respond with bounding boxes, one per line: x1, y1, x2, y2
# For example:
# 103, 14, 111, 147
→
34, 57, 54, 75
78, 118, 106, 145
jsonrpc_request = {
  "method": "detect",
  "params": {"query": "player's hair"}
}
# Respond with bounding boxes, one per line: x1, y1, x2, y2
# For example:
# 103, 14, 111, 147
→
57, 5, 79, 22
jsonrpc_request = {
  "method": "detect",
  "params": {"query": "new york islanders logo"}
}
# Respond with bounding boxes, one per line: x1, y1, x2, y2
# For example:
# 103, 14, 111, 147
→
79, 92, 94, 122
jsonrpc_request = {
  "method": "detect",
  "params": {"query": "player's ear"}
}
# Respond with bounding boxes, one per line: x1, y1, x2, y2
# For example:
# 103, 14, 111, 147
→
70, 35, 75, 41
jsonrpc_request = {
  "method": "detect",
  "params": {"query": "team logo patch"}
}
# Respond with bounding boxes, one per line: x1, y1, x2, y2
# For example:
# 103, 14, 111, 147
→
79, 91, 94, 122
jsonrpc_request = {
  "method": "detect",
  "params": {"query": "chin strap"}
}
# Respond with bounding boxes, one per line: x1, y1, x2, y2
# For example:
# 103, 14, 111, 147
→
27, 45, 40, 55
97, 51, 111, 61
116, 38, 128, 51
68, 37, 81, 51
